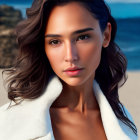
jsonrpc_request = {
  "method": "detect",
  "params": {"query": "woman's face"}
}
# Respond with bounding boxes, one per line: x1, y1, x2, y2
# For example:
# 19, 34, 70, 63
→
45, 2, 111, 86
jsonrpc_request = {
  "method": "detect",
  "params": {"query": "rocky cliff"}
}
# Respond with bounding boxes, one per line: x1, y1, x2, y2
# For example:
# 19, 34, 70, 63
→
0, 5, 23, 68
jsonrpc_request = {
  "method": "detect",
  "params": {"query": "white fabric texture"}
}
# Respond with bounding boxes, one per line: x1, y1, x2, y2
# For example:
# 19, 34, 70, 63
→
0, 75, 138, 140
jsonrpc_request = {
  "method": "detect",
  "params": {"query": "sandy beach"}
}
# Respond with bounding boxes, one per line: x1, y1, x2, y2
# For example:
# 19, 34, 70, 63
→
0, 69, 140, 136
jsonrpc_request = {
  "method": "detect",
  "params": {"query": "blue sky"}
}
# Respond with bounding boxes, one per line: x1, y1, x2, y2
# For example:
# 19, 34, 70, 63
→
0, 0, 140, 18
0, 0, 140, 4
1, 1, 138, 21
106, 0, 140, 3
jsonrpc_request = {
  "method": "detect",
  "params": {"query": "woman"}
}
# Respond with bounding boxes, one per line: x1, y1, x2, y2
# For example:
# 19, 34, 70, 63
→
0, 0, 138, 140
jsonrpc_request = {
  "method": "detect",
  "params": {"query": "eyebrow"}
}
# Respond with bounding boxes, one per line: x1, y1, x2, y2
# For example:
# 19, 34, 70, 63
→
45, 27, 94, 38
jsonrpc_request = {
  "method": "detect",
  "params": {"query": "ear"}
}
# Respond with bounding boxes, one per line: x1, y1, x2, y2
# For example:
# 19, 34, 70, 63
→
102, 22, 112, 48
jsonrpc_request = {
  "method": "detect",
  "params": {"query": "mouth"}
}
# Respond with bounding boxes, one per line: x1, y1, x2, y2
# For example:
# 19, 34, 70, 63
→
64, 68, 84, 76
64, 66, 84, 71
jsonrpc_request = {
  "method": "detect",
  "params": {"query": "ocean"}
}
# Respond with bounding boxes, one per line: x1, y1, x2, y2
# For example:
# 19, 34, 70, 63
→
0, 2, 140, 71
109, 3, 140, 71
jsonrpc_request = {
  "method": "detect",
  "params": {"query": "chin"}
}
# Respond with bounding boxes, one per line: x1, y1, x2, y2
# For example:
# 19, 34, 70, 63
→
62, 77, 85, 87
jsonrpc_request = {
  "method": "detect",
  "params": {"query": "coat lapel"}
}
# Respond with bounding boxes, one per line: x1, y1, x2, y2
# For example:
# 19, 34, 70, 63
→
45, 76, 131, 140
93, 80, 130, 140
0, 75, 136, 140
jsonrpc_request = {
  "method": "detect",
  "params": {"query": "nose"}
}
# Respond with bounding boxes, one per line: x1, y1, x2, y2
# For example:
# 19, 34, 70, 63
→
64, 41, 79, 62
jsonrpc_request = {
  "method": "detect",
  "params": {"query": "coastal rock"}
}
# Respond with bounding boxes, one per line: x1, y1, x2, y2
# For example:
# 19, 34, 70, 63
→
0, 5, 23, 68
0, 5, 22, 28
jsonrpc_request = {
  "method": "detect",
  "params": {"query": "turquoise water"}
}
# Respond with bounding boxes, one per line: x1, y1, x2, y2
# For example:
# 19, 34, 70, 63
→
108, 3, 140, 18
115, 18, 140, 70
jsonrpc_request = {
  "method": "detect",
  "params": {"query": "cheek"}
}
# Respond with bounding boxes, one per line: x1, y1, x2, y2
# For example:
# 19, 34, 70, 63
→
45, 48, 62, 73
80, 40, 102, 69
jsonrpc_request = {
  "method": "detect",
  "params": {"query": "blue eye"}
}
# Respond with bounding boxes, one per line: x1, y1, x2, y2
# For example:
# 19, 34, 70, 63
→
77, 34, 90, 41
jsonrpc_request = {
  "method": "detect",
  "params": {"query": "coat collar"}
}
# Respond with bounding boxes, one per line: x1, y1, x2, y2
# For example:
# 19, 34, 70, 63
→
38, 75, 132, 140
0, 75, 137, 140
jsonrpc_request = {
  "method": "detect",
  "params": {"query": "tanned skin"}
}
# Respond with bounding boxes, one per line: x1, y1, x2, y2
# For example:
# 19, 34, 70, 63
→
45, 2, 111, 140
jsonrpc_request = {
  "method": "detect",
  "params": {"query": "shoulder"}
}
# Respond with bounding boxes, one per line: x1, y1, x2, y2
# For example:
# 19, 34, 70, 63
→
0, 102, 11, 112
0, 76, 63, 139
0, 100, 50, 140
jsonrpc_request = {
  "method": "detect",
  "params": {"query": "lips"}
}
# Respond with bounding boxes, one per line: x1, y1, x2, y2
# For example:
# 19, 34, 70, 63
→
64, 66, 84, 72
63, 66, 84, 76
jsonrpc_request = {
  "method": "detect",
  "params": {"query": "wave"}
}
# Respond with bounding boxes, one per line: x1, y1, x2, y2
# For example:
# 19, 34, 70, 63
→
122, 47, 140, 52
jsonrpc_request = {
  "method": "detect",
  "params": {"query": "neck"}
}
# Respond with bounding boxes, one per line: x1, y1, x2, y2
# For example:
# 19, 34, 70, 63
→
51, 77, 99, 115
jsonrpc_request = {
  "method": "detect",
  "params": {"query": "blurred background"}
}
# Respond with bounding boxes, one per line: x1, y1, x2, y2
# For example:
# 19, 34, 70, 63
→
0, 0, 140, 137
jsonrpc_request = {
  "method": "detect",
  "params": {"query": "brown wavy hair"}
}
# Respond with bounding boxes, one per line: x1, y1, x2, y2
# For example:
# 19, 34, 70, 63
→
3, 0, 137, 135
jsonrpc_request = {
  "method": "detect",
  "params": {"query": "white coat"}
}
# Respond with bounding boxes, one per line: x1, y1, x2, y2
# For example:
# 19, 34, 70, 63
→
0, 75, 138, 140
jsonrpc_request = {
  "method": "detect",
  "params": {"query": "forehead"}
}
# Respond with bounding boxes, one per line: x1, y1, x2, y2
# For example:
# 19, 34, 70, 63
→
45, 2, 99, 34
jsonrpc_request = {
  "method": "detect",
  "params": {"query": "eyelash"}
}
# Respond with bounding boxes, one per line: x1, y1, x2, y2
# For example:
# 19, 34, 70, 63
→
48, 34, 90, 46
76, 34, 90, 41
49, 40, 60, 45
